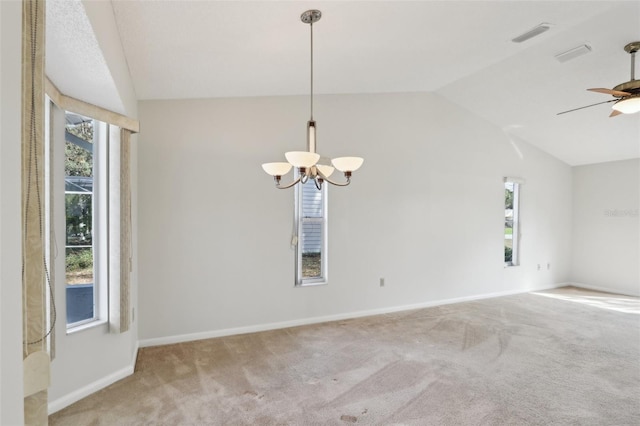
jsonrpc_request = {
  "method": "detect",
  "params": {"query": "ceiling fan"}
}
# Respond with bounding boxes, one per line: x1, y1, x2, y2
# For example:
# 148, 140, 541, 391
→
558, 41, 640, 117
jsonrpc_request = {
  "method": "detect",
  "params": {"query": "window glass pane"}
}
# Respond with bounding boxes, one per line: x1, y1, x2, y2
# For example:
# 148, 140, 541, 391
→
504, 181, 519, 266
65, 248, 94, 323
504, 182, 514, 263
65, 112, 95, 325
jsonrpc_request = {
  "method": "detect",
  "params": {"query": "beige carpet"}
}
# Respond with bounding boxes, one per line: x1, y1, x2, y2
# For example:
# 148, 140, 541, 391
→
50, 287, 640, 425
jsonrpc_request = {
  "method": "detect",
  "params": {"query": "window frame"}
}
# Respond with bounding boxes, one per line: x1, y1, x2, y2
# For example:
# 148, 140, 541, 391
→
294, 173, 329, 287
51, 103, 111, 332
45, 79, 136, 335
504, 178, 521, 267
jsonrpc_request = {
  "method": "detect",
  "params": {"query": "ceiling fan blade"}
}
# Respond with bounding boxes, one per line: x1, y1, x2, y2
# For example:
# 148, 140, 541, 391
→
557, 99, 617, 115
587, 88, 631, 97
609, 109, 623, 118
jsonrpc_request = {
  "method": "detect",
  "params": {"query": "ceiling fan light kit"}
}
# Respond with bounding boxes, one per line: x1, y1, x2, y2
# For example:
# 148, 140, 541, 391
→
558, 41, 640, 117
262, 10, 364, 189
612, 95, 640, 114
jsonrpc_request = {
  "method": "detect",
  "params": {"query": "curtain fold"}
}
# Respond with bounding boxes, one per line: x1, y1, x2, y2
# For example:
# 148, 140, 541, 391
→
120, 129, 132, 333
108, 127, 132, 333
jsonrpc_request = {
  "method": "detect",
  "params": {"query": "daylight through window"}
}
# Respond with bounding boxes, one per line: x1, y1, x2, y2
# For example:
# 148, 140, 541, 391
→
295, 176, 328, 285
55, 109, 113, 329
504, 179, 521, 266
65, 112, 99, 326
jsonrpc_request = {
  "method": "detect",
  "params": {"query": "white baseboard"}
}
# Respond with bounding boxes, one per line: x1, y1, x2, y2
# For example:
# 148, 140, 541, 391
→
565, 282, 640, 297
48, 341, 139, 415
139, 284, 560, 348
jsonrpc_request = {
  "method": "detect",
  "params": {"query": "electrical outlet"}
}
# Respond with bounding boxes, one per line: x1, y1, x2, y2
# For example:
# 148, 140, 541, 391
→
547, 263, 551, 270
380, 278, 385, 287
537, 264, 541, 271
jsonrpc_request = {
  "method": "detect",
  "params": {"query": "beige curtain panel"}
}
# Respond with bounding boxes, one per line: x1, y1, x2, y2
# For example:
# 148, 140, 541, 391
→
120, 129, 132, 333
109, 127, 133, 334
22, 0, 51, 423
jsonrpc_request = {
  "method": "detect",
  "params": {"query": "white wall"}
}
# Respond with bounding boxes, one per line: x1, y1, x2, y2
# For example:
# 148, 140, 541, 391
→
47, 0, 140, 413
137, 92, 573, 344
571, 159, 640, 296
0, 1, 26, 423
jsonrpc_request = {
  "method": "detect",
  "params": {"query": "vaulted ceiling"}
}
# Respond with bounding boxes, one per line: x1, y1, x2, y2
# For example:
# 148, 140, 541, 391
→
47, 0, 640, 166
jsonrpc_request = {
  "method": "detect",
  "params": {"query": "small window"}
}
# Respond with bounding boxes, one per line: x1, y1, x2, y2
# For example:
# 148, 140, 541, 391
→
504, 178, 521, 266
295, 176, 328, 286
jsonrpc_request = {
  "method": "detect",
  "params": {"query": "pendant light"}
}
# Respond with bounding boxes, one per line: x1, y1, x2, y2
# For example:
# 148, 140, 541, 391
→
262, 9, 363, 189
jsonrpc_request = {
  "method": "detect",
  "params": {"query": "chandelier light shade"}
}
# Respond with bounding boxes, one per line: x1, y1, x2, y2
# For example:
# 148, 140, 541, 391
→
316, 164, 335, 177
284, 151, 320, 168
332, 157, 365, 173
262, 9, 363, 189
612, 96, 640, 114
262, 162, 292, 177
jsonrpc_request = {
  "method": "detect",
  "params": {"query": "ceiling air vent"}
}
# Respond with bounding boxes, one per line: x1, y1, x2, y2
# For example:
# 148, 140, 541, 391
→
555, 44, 592, 63
511, 23, 552, 43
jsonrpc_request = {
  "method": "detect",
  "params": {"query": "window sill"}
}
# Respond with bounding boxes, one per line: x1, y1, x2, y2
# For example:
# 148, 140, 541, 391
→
296, 281, 328, 288
66, 319, 108, 335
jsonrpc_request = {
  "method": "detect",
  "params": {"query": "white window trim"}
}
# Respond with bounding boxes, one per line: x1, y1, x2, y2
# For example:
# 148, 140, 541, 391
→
504, 177, 522, 267
52, 104, 111, 333
94, 120, 109, 324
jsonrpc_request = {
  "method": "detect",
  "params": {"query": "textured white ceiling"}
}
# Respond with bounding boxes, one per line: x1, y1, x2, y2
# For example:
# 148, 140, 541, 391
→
47, 0, 640, 165
46, 0, 124, 114
111, 1, 620, 99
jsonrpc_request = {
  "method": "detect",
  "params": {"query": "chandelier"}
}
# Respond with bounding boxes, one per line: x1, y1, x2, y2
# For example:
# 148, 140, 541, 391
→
262, 10, 363, 189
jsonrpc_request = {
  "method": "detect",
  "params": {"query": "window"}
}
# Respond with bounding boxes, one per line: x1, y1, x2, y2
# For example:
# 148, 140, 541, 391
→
295, 176, 328, 286
504, 178, 521, 266
46, 105, 113, 330
63, 111, 109, 328
45, 86, 135, 334
65, 112, 95, 324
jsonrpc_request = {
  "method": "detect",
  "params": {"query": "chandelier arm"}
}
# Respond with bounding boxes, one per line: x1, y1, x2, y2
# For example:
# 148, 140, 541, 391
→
317, 171, 351, 187
275, 176, 302, 189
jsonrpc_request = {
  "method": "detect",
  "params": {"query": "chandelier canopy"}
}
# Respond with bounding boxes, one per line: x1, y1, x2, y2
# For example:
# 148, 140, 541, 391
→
262, 10, 363, 189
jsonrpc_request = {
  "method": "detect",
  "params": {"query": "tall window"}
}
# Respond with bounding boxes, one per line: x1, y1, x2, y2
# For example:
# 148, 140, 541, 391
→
295, 177, 328, 286
45, 91, 134, 334
59, 110, 109, 329
65, 113, 95, 324
504, 178, 521, 266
